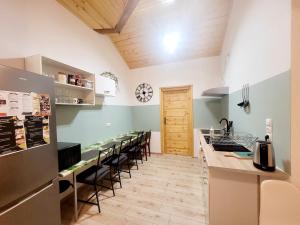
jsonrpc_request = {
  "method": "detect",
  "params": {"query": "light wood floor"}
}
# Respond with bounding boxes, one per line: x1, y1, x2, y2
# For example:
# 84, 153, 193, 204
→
61, 154, 208, 225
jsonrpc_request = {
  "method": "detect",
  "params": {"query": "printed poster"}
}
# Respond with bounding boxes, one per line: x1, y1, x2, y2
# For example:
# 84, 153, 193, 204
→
21, 93, 33, 116
0, 116, 26, 155
0, 90, 52, 156
43, 116, 50, 144
24, 116, 47, 148
31, 92, 41, 116
0, 92, 8, 117
39, 93, 51, 116
0, 91, 36, 118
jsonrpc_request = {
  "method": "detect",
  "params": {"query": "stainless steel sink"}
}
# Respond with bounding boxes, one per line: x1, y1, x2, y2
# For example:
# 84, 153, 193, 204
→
202, 129, 256, 152
212, 136, 251, 152
204, 134, 251, 152
212, 143, 251, 152
201, 129, 223, 135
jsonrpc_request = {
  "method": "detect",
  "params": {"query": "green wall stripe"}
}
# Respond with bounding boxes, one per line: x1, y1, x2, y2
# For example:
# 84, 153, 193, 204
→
56, 105, 133, 147
224, 71, 291, 173
131, 98, 223, 132
131, 105, 160, 131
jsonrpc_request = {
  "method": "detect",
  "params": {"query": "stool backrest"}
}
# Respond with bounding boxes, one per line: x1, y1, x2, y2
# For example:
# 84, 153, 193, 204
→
121, 136, 132, 153
260, 180, 300, 225
92, 144, 115, 184
97, 144, 115, 168
146, 131, 151, 144
113, 140, 127, 166
138, 132, 146, 147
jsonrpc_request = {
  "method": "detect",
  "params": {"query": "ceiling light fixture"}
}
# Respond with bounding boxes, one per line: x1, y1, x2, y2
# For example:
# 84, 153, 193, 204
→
163, 0, 175, 4
163, 32, 180, 54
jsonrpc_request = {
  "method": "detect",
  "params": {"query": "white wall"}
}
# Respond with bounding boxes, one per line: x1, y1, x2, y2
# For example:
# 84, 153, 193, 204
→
221, 0, 291, 92
129, 56, 223, 105
0, 0, 131, 105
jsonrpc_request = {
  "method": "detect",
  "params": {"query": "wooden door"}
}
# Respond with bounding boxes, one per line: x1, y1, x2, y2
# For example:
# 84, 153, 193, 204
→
160, 86, 193, 156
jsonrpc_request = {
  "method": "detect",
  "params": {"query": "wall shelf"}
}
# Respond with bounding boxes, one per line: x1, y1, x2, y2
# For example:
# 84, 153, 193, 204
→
56, 103, 94, 106
25, 55, 96, 106
54, 82, 94, 92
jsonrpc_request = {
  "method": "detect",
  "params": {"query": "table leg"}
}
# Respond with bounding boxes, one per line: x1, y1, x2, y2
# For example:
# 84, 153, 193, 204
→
144, 146, 147, 161
73, 172, 78, 221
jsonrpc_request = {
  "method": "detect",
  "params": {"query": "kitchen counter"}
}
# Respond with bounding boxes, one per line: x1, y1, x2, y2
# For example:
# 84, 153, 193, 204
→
200, 130, 289, 225
199, 131, 288, 178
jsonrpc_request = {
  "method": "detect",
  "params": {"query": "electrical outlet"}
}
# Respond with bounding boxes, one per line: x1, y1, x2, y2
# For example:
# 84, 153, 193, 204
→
105, 123, 111, 127
266, 118, 272, 141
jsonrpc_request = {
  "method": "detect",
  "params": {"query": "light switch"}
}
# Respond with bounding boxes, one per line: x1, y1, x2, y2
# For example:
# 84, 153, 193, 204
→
105, 123, 111, 127
266, 118, 272, 141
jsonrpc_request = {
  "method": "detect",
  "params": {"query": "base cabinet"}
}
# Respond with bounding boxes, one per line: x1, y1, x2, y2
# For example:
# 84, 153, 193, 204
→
208, 169, 259, 225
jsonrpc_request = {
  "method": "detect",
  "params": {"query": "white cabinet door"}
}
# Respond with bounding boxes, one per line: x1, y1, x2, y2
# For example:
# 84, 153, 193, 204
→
95, 75, 116, 97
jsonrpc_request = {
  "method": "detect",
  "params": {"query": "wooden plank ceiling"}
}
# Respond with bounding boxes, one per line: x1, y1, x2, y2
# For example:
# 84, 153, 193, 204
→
57, 0, 233, 69
57, 0, 128, 29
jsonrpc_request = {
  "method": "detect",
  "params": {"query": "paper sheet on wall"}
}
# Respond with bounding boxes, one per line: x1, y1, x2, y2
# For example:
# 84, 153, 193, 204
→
24, 116, 47, 148
0, 91, 8, 117
39, 93, 51, 116
0, 89, 52, 156
0, 116, 26, 154
31, 92, 41, 116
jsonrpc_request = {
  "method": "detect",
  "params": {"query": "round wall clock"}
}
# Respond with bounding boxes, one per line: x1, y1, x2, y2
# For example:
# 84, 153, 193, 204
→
135, 83, 153, 103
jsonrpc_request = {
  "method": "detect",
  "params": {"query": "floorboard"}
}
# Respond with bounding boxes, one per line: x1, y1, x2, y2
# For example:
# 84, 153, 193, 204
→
61, 154, 208, 225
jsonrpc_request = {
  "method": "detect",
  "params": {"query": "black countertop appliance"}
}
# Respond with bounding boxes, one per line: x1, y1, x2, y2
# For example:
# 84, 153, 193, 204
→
57, 142, 81, 172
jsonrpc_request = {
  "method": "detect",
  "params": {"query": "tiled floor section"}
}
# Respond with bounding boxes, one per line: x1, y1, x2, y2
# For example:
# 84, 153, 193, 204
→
61, 154, 208, 225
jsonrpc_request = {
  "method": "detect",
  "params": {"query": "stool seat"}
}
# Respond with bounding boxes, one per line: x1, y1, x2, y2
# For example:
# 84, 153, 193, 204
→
77, 165, 110, 185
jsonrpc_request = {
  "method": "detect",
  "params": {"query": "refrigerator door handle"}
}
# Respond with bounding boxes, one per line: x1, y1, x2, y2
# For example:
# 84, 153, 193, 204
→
0, 182, 53, 216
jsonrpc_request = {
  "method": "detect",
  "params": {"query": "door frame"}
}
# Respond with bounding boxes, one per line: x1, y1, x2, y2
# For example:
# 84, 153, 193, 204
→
160, 85, 194, 156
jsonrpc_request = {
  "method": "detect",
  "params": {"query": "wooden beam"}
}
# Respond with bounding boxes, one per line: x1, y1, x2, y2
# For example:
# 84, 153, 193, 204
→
94, 0, 139, 34
94, 28, 117, 34
115, 0, 139, 33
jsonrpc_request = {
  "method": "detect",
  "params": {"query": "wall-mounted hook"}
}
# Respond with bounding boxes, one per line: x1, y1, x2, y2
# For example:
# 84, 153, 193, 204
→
237, 84, 250, 110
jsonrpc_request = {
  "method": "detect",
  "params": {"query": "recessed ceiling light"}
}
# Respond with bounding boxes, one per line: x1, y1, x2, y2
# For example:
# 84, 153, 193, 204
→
163, 0, 175, 4
163, 32, 180, 54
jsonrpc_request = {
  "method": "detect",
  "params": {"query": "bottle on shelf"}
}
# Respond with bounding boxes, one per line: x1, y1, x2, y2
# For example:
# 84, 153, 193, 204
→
67, 74, 76, 85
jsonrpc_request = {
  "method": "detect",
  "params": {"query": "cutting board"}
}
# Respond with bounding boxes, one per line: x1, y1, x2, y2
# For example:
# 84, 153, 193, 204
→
224, 152, 254, 160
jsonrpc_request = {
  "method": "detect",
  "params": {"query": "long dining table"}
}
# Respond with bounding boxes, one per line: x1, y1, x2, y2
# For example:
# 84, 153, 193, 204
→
58, 132, 141, 221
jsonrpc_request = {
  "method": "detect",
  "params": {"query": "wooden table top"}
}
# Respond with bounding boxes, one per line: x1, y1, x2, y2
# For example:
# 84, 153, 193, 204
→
59, 133, 139, 177
200, 131, 289, 179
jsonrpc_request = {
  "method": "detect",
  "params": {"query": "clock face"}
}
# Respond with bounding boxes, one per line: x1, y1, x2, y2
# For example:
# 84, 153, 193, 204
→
135, 83, 153, 103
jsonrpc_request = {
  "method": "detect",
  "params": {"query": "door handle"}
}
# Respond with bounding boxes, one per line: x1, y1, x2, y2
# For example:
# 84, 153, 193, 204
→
164, 117, 166, 125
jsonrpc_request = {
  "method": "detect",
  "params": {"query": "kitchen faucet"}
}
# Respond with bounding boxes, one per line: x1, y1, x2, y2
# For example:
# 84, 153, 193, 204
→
219, 118, 233, 135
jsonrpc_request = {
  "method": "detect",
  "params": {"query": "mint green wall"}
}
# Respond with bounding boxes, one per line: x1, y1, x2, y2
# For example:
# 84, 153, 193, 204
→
55, 99, 224, 147
56, 105, 133, 147
194, 98, 223, 129
131, 105, 160, 131
224, 71, 291, 173
131, 98, 223, 131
